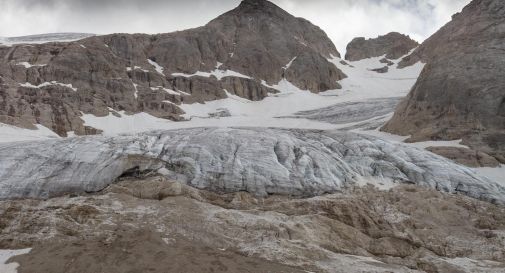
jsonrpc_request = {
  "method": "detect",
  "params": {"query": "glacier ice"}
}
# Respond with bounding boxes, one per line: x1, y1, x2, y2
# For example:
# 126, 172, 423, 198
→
0, 128, 503, 204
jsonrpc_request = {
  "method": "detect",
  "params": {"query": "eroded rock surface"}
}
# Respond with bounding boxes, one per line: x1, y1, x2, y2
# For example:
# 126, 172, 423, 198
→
0, 0, 345, 136
427, 146, 501, 168
0, 128, 503, 204
345, 32, 418, 61
1, 179, 504, 273
384, 0, 505, 162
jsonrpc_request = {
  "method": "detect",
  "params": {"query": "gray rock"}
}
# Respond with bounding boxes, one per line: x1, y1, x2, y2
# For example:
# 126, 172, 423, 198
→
380, 58, 395, 66
345, 32, 418, 61
384, 0, 505, 162
0, 128, 503, 204
371, 66, 389, 73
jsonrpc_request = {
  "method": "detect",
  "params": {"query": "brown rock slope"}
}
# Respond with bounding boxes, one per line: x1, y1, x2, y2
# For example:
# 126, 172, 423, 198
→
1, 176, 504, 273
0, 0, 345, 136
345, 32, 419, 61
383, 0, 505, 163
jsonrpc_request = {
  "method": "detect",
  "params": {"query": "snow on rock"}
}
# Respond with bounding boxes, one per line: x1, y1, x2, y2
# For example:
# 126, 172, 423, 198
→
0, 128, 503, 204
172, 66, 252, 80
0, 249, 31, 273
19, 81, 77, 92
147, 59, 165, 75
16, 62, 46, 68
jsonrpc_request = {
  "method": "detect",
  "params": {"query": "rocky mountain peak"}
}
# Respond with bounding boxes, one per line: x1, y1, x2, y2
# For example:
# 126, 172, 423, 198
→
345, 32, 419, 61
238, 0, 277, 9
0, 0, 345, 137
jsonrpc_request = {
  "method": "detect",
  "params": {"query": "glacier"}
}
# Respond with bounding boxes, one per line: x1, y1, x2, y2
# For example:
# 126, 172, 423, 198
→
0, 127, 503, 204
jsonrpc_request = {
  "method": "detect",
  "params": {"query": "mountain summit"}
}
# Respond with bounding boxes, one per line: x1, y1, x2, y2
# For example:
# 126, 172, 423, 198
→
0, 0, 345, 136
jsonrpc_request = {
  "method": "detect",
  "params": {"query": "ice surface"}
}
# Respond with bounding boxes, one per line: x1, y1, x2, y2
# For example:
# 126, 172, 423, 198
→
0, 128, 503, 204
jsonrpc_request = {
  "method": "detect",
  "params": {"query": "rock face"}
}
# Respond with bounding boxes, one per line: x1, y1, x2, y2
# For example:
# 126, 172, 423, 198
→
0, 0, 345, 136
426, 146, 501, 168
383, 0, 505, 163
0, 128, 503, 204
345, 32, 418, 61
1, 180, 505, 273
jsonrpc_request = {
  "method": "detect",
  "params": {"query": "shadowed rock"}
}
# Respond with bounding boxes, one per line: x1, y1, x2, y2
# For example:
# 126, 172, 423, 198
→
383, 0, 505, 162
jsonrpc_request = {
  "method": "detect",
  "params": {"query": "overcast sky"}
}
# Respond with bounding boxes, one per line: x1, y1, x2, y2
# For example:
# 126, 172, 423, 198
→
0, 0, 470, 53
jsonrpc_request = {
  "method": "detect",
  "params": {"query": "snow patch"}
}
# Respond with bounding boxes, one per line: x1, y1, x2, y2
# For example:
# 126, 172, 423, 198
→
131, 81, 139, 99
19, 81, 77, 91
16, 62, 46, 68
0, 123, 60, 143
0, 249, 31, 273
474, 165, 505, 187
172, 68, 251, 80
126, 66, 149, 73
147, 59, 165, 76
283, 57, 297, 70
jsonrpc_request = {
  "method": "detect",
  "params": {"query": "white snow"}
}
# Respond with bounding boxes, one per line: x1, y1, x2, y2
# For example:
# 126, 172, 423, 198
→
82, 56, 425, 133
172, 63, 252, 80
19, 81, 77, 92
131, 81, 139, 99
283, 57, 297, 70
147, 59, 165, 76
79, 44, 86, 48
0, 249, 31, 273
16, 62, 46, 68
126, 66, 149, 73
0, 123, 60, 143
474, 165, 505, 187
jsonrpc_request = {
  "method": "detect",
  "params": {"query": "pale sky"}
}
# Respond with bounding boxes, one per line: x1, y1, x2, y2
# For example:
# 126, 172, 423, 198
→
0, 0, 471, 53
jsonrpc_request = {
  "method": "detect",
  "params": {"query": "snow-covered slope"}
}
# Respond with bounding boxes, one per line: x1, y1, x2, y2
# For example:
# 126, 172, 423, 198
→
0, 33, 94, 46
1, 127, 503, 204
72, 55, 423, 135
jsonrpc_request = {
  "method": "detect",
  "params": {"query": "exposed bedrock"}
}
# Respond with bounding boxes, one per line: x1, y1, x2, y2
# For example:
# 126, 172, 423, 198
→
384, 0, 505, 162
0, 128, 503, 204
345, 32, 418, 61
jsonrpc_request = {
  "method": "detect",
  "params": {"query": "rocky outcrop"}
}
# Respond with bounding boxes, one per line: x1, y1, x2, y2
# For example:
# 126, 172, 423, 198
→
1, 180, 504, 273
0, 128, 503, 204
383, 0, 505, 162
426, 146, 500, 168
345, 32, 418, 61
0, 0, 345, 136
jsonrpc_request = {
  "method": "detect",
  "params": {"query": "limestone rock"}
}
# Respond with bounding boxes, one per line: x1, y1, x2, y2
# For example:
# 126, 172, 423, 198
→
384, 0, 505, 162
345, 32, 418, 61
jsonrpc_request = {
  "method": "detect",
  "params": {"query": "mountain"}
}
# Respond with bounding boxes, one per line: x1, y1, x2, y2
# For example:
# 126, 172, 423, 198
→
345, 32, 418, 61
0, 0, 345, 136
383, 0, 505, 163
